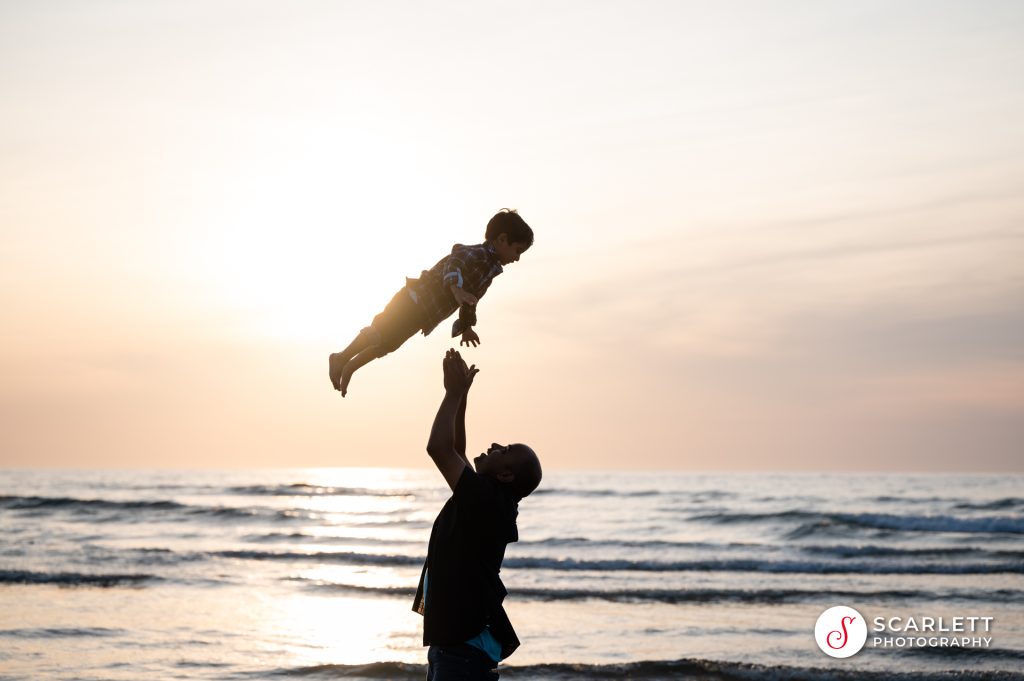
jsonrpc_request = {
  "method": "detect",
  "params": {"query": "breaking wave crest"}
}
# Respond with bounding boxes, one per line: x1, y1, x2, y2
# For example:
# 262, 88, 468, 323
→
289, 579, 1024, 605
691, 509, 1024, 535
252, 659, 1024, 680
0, 569, 159, 587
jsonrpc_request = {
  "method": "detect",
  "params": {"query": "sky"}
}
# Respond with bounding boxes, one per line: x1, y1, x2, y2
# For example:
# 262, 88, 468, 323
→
1, 0, 1022, 471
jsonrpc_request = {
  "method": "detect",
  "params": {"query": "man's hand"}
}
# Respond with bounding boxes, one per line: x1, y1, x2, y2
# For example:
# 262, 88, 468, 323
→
450, 286, 479, 308
443, 348, 479, 394
429, 349, 478, 492
460, 328, 480, 347
455, 351, 478, 392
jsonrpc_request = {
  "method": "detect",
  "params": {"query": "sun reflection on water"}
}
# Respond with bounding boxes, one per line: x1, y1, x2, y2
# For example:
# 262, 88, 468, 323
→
255, 469, 432, 666
269, 593, 421, 666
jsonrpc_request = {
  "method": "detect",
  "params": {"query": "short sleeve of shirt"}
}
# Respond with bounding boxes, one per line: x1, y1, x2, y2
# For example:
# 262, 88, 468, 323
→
441, 249, 468, 289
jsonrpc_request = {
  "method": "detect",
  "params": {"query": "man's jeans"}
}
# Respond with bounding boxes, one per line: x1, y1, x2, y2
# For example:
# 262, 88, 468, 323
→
426, 644, 499, 680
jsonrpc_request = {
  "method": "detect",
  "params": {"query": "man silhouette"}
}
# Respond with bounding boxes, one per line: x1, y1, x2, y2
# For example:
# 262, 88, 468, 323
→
413, 349, 543, 679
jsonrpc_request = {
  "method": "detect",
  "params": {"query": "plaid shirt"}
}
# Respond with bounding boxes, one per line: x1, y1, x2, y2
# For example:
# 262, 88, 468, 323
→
407, 242, 504, 337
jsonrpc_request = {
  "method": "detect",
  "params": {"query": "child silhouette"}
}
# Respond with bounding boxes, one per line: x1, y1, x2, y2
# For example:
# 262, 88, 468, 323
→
328, 209, 533, 397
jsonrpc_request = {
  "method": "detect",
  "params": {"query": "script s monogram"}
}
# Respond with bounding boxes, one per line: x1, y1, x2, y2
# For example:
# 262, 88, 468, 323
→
815, 606, 866, 658
827, 615, 857, 649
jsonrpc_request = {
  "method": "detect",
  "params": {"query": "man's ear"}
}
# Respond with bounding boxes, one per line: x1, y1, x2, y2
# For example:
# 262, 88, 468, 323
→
496, 470, 515, 484
496, 232, 509, 247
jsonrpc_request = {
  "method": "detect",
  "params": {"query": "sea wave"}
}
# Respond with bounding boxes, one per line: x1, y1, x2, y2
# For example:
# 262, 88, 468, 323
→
0, 495, 187, 512
242, 658, 1024, 680
517, 536, 730, 550
872, 495, 953, 504
834, 512, 1024, 534
504, 556, 1024, 574
241, 531, 419, 546
532, 487, 664, 497
691, 509, 1024, 534
227, 484, 416, 498
0, 494, 414, 525
0, 626, 127, 638
209, 549, 1024, 574
8, 541, 1018, 576
0, 569, 159, 587
213, 549, 422, 566
0, 494, 290, 522
901, 646, 1024, 662
289, 579, 1024, 605
520, 538, 1024, 561
954, 498, 1024, 511
799, 544, 1024, 560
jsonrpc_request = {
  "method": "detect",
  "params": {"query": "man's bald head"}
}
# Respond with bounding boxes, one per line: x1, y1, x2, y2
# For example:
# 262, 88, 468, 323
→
474, 443, 542, 501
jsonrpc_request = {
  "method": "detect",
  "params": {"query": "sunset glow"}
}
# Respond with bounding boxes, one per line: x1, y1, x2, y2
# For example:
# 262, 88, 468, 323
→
1, 1, 1021, 471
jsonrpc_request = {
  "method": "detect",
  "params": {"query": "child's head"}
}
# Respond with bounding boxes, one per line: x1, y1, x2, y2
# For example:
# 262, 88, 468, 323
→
486, 208, 533, 265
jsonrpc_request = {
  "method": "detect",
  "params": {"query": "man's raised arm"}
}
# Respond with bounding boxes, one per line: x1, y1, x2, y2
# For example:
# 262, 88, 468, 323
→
454, 386, 469, 468
426, 349, 478, 492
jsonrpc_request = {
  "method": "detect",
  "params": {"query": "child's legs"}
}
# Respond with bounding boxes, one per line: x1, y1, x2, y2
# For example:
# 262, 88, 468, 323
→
339, 322, 417, 396
333, 286, 424, 396
339, 327, 380, 361
329, 327, 380, 390
338, 344, 382, 396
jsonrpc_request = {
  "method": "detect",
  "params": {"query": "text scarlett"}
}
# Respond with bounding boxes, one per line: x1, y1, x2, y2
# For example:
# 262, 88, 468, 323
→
872, 616, 993, 633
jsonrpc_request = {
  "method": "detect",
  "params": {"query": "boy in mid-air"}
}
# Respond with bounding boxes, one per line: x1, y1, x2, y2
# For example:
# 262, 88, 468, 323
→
328, 209, 533, 397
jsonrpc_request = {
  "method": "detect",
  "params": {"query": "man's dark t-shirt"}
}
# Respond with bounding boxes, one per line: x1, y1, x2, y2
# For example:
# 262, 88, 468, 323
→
413, 466, 520, 659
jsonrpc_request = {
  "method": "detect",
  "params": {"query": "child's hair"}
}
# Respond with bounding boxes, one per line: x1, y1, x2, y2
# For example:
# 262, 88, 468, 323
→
486, 208, 534, 247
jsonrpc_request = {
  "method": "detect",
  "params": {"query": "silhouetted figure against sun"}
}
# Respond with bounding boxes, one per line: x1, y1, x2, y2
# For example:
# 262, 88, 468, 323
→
328, 209, 533, 397
414, 349, 542, 679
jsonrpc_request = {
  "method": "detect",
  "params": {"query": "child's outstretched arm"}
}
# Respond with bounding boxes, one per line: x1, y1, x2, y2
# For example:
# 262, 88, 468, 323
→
450, 285, 481, 345
449, 285, 478, 308
447, 280, 482, 345
443, 243, 500, 344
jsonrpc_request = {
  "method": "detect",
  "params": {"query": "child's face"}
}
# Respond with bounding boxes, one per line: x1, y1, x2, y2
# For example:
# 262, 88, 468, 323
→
494, 233, 530, 266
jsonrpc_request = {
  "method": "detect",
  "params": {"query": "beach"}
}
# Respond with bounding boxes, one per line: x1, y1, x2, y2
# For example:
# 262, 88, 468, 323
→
2, 468, 1023, 680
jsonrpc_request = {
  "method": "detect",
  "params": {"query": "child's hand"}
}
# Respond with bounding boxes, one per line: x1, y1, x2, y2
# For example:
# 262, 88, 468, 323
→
450, 286, 478, 308
460, 328, 480, 348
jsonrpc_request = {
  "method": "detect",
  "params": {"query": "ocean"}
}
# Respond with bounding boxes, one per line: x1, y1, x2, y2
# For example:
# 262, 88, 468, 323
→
1, 469, 1022, 680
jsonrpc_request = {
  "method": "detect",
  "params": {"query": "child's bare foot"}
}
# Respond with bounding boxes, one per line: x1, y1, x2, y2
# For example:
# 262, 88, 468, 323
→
339, 362, 355, 397
329, 353, 346, 391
